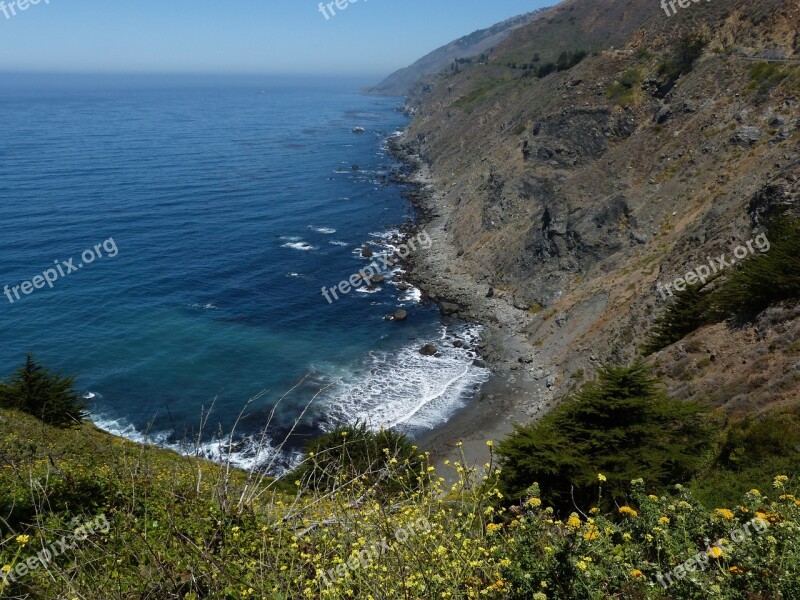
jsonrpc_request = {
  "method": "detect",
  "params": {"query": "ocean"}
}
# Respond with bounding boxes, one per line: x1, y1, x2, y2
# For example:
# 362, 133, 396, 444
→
0, 75, 489, 473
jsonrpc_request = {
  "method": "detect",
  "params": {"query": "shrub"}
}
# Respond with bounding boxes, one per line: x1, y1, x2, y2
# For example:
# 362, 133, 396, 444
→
0, 355, 87, 427
497, 363, 712, 513
605, 68, 642, 105
642, 282, 716, 355
656, 33, 707, 89
692, 410, 800, 507
501, 478, 800, 600
290, 422, 423, 498
643, 217, 800, 354
716, 217, 800, 319
749, 62, 800, 96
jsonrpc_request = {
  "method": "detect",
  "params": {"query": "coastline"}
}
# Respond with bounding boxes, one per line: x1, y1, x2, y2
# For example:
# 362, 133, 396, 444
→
389, 136, 556, 471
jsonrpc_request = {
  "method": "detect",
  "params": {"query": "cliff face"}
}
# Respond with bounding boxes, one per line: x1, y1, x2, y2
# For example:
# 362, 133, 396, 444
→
396, 0, 800, 420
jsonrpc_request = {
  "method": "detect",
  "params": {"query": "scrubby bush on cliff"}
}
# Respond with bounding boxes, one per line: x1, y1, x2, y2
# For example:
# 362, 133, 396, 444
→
642, 282, 716, 355
290, 422, 423, 497
716, 216, 800, 319
0, 355, 87, 427
656, 33, 707, 86
644, 216, 800, 354
496, 363, 711, 513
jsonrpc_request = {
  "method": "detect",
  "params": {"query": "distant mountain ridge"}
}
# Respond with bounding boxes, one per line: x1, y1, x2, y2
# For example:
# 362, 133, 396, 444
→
364, 10, 545, 96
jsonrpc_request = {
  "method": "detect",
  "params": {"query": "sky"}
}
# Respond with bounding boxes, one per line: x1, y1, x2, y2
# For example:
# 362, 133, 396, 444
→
0, 0, 553, 77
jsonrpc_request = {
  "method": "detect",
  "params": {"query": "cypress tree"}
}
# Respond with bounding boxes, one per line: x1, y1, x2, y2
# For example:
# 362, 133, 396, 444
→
0, 355, 87, 427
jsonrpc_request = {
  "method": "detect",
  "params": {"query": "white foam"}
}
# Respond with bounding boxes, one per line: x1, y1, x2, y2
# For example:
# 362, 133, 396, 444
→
91, 415, 302, 476
190, 303, 218, 311
282, 242, 315, 251
399, 286, 422, 303
319, 324, 490, 434
329, 241, 350, 247
309, 226, 336, 234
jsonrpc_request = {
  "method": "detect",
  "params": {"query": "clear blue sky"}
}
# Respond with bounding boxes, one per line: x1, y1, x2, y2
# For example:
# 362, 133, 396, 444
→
0, 0, 552, 76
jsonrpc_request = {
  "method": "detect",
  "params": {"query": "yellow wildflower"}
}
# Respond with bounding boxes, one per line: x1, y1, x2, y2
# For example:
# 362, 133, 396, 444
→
659, 516, 671, 524
630, 569, 644, 578
773, 475, 789, 488
16, 535, 30, 546
619, 506, 638, 518
598, 473, 607, 482
714, 508, 735, 520
584, 526, 600, 541
708, 546, 724, 559
567, 514, 581, 529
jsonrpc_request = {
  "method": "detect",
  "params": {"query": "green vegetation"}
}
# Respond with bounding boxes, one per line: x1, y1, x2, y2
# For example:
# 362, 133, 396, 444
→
2, 403, 799, 599
452, 79, 504, 112
0, 355, 87, 427
644, 216, 800, 354
717, 218, 800, 318
513, 50, 588, 79
502, 478, 800, 600
290, 422, 422, 498
692, 410, 800, 508
496, 363, 711, 513
642, 282, 716, 355
605, 68, 642, 105
749, 62, 800, 96
656, 33, 707, 87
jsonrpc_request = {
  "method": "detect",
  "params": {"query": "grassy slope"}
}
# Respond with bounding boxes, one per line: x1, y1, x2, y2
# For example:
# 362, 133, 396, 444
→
1, 408, 799, 599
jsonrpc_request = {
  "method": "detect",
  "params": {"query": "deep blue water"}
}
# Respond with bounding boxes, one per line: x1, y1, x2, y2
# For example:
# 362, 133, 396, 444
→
0, 75, 488, 472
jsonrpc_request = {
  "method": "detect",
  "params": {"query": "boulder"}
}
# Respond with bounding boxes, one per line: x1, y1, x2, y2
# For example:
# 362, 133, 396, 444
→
362, 245, 374, 258
386, 309, 408, 322
440, 302, 460, 316
732, 126, 764, 147
419, 344, 438, 356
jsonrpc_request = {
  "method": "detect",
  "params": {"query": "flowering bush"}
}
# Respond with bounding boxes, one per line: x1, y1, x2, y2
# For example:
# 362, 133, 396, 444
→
500, 476, 800, 599
1, 407, 798, 599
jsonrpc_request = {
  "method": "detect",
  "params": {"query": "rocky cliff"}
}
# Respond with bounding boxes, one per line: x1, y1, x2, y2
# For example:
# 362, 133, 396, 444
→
394, 0, 800, 439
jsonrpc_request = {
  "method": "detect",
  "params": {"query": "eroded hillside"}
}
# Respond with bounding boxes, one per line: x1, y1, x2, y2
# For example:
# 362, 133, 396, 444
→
397, 0, 800, 421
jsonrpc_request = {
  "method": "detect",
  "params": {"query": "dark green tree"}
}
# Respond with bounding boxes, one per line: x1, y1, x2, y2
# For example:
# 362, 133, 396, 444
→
642, 282, 716, 355
497, 362, 712, 513
657, 33, 707, 84
717, 217, 800, 319
0, 355, 88, 427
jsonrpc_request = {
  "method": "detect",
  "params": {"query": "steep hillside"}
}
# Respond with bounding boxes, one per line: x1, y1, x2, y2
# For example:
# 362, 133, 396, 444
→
365, 11, 543, 96
394, 0, 800, 452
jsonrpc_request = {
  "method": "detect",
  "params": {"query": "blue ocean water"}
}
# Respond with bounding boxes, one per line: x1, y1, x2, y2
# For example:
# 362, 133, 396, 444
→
0, 75, 489, 472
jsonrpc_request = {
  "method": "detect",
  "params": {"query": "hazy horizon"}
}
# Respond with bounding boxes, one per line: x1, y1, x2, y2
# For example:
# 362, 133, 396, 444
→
0, 1, 552, 76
